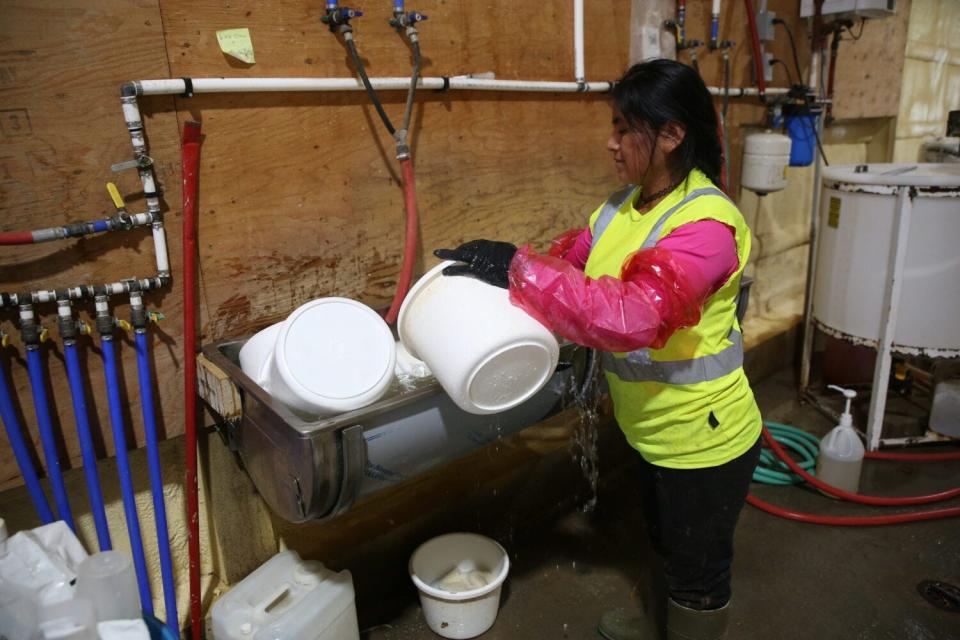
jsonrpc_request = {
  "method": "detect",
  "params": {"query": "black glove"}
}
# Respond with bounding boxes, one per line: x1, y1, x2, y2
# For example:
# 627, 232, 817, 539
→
433, 239, 518, 289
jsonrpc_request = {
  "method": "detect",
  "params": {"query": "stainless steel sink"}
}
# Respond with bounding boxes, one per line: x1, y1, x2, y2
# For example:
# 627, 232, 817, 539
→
200, 338, 587, 523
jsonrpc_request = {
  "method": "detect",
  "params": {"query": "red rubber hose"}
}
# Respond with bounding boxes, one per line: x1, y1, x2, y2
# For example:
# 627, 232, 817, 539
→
181, 120, 203, 640
743, 0, 767, 101
762, 427, 960, 505
384, 157, 420, 325
865, 450, 960, 462
746, 494, 960, 526
0, 231, 35, 245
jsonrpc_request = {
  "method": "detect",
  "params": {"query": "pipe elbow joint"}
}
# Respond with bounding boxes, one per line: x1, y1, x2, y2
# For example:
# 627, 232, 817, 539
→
120, 82, 139, 98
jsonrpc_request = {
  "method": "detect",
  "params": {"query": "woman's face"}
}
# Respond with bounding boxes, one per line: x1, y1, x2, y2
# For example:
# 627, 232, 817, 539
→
607, 108, 656, 185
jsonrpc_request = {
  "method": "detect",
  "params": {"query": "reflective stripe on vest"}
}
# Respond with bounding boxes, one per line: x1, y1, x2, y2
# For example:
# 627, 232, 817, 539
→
601, 328, 743, 384
590, 184, 637, 252
594, 186, 742, 385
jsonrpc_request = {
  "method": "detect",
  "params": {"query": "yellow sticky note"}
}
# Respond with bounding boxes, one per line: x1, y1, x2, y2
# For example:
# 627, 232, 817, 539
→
217, 28, 256, 64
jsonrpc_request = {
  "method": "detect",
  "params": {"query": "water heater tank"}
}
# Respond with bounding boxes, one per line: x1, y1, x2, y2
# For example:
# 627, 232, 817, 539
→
812, 163, 960, 356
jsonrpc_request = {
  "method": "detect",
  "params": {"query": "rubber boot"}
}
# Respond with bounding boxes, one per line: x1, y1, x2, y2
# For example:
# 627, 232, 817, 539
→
666, 599, 729, 640
598, 609, 659, 640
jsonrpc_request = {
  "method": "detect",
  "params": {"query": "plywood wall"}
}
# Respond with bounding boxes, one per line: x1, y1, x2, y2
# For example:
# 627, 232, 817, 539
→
0, 0, 905, 491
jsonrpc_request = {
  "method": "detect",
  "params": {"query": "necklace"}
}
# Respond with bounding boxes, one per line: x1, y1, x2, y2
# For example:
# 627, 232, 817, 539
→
636, 179, 682, 208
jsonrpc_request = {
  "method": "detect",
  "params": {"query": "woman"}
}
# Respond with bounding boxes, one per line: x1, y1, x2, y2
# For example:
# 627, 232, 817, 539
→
435, 59, 762, 640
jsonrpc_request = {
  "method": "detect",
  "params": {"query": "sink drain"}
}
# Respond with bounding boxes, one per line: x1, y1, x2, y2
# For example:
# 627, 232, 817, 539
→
917, 580, 960, 613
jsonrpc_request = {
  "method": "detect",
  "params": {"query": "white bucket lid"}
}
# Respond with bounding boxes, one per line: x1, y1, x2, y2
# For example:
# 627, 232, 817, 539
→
274, 298, 396, 408
822, 163, 960, 188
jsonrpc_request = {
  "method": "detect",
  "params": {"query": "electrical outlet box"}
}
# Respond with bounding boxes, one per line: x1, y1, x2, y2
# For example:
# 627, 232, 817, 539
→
757, 9, 776, 42
800, 0, 896, 19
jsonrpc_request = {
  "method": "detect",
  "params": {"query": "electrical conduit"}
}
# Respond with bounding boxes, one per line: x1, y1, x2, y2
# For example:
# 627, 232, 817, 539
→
58, 299, 112, 551
181, 120, 203, 640
22, 304, 75, 532
96, 296, 153, 615
131, 290, 178, 635
0, 349, 54, 523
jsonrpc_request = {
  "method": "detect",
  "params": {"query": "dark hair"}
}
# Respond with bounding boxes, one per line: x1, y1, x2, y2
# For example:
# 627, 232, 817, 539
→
611, 59, 722, 186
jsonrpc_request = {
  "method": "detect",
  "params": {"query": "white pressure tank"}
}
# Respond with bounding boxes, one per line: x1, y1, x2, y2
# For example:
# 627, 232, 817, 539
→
741, 131, 792, 195
812, 163, 960, 356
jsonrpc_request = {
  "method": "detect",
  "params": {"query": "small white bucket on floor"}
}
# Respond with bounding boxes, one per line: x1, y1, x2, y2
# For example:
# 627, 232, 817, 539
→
409, 533, 510, 639
398, 261, 559, 415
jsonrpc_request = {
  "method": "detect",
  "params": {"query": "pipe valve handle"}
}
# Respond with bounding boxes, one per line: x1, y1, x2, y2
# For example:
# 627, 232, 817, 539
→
106, 182, 126, 210
148, 311, 166, 324
38, 327, 50, 343
116, 319, 132, 332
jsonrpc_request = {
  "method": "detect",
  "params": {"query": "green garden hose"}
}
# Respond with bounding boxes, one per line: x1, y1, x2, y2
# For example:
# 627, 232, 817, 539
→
753, 421, 820, 485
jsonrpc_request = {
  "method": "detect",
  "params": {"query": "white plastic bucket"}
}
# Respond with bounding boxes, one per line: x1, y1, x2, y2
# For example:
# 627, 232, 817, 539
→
239, 322, 283, 387
409, 533, 510, 639
239, 298, 396, 416
398, 261, 559, 415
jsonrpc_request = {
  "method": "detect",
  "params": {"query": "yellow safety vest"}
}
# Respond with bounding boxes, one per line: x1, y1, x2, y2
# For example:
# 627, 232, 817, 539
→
584, 168, 761, 469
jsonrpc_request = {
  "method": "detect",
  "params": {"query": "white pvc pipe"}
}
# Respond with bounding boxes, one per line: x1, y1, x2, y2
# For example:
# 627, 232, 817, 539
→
574, 0, 585, 83
712, 0, 721, 16
133, 76, 787, 97
136, 77, 613, 95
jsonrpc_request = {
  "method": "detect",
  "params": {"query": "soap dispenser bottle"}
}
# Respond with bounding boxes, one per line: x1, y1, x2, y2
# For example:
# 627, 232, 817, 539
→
816, 385, 865, 494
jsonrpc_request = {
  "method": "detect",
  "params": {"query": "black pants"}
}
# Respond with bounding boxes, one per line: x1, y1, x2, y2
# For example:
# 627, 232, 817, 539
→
637, 435, 761, 611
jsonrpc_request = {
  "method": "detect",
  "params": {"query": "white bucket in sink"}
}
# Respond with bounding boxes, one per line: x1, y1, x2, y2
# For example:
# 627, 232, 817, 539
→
238, 298, 396, 416
398, 261, 559, 415
409, 533, 510, 639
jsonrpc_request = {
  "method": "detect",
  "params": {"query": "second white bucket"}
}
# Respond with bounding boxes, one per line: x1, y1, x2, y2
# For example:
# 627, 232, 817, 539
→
398, 261, 559, 415
409, 533, 510, 639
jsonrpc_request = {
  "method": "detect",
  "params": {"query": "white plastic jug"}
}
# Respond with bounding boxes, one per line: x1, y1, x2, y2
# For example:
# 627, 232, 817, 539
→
210, 551, 359, 640
816, 385, 864, 494
399, 261, 559, 415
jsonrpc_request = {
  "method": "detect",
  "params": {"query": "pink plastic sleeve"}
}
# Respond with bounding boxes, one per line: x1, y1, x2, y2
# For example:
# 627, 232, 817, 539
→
507, 221, 738, 351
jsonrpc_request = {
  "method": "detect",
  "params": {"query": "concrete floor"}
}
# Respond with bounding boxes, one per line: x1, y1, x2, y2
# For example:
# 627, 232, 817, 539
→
362, 368, 960, 640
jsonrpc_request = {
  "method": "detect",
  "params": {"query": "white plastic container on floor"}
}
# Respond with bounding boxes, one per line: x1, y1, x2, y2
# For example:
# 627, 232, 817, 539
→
238, 298, 396, 416
37, 597, 97, 640
409, 533, 510, 639
210, 550, 359, 640
816, 385, 864, 494
75, 551, 140, 623
399, 261, 559, 415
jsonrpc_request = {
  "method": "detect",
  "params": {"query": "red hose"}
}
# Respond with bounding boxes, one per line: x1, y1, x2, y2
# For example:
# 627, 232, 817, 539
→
384, 157, 420, 325
762, 428, 960, 505
746, 494, 960, 526
181, 120, 203, 640
750, 426, 960, 526
743, 0, 767, 101
0, 231, 35, 245
865, 450, 960, 462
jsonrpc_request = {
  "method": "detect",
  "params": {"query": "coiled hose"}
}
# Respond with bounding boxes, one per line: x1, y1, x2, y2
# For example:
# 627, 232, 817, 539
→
751, 421, 960, 525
